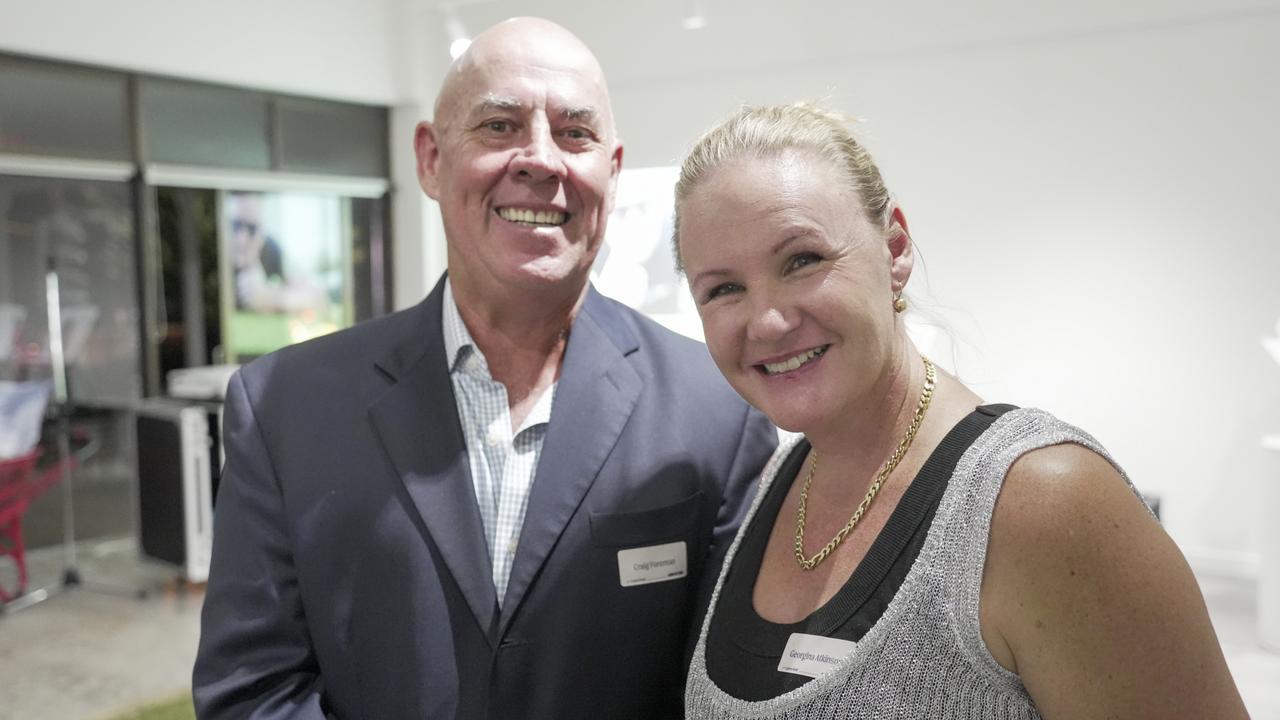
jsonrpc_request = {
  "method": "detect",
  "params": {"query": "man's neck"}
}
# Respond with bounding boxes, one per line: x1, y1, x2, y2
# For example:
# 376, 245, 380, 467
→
450, 275, 587, 425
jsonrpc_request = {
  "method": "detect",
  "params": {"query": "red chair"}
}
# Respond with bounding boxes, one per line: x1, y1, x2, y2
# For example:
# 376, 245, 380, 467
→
0, 450, 68, 603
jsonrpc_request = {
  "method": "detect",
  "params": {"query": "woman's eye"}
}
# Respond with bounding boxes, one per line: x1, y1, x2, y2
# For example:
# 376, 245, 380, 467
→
786, 252, 822, 272
704, 283, 742, 303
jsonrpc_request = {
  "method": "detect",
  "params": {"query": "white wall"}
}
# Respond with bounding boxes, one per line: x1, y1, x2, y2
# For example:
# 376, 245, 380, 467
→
597, 8, 1280, 574
0, 0, 400, 103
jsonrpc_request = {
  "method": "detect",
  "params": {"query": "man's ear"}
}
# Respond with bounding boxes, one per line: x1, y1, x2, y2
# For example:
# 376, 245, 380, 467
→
887, 204, 914, 291
415, 121, 443, 200
604, 141, 624, 214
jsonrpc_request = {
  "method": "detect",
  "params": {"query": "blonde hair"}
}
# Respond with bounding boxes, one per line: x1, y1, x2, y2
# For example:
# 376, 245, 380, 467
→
673, 102, 893, 269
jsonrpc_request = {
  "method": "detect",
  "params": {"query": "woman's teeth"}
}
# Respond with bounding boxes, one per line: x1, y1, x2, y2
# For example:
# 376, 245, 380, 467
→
761, 346, 827, 375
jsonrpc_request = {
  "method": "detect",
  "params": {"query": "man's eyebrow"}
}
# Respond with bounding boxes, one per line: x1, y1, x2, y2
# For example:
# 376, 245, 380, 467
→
559, 107, 600, 124
468, 94, 524, 117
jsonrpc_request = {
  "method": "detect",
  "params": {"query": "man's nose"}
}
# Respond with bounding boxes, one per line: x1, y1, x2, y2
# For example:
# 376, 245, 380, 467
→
509, 125, 565, 182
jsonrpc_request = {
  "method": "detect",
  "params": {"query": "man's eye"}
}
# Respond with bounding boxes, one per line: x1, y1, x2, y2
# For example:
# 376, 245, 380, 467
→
704, 283, 742, 303
482, 120, 514, 133
562, 127, 594, 142
786, 252, 822, 272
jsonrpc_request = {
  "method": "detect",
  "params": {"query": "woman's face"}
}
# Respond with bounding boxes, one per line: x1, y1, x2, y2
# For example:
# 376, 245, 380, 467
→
677, 149, 908, 433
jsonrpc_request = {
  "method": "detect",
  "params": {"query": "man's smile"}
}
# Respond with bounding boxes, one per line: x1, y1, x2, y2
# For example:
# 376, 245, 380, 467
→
496, 206, 569, 227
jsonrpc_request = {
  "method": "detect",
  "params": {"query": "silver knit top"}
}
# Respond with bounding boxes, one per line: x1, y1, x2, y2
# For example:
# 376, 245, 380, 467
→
686, 408, 1128, 719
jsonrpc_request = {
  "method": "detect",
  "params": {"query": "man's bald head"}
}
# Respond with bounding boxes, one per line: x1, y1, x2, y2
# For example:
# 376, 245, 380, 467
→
433, 18, 615, 137
413, 16, 624, 307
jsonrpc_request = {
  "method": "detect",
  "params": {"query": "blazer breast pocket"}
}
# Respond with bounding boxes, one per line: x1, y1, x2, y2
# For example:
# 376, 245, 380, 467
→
588, 491, 704, 548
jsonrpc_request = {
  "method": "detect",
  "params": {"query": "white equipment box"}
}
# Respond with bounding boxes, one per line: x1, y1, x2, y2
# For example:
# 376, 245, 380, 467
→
136, 400, 220, 583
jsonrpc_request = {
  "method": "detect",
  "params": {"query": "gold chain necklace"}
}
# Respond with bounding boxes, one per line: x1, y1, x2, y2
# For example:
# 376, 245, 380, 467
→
794, 356, 936, 571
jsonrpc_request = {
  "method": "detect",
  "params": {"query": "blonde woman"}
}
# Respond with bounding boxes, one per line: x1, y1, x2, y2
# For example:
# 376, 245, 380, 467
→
675, 103, 1248, 719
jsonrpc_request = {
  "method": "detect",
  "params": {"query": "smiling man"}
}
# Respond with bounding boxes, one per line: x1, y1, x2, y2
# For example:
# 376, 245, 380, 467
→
192, 17, 775, 720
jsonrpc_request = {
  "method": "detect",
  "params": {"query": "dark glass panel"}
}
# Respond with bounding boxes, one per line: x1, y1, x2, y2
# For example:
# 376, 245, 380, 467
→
141, 79, 271, 169
0, 57, 131, 160
276, 98, 389, 176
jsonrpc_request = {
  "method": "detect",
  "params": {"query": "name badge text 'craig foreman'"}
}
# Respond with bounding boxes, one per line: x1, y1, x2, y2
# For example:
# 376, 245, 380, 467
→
617, 541, 688, 587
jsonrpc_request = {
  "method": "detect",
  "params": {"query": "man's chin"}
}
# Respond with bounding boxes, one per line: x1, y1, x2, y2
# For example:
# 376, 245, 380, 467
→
499, 260, 594, 295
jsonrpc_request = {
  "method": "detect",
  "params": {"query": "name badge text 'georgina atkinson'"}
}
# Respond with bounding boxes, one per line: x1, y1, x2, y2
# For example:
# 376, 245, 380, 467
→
777, 633, 857, 678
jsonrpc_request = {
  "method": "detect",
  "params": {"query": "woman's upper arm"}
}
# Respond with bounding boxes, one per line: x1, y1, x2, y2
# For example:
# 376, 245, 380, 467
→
980, 443, 1249, 720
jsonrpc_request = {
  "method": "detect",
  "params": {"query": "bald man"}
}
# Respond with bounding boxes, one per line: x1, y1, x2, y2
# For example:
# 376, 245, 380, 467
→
193, 18, 775, 719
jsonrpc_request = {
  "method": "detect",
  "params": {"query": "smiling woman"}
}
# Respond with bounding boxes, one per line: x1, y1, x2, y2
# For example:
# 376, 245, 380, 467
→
675, 103, 1249, 720
676, 145, 906, 434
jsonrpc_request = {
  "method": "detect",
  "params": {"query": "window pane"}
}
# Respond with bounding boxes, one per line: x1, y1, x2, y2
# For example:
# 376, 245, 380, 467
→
141, 79, 271, 169
350, 195, 388, 321
0, 174, 141, 404
0, 57, 131, 161
277, 98, 388, 176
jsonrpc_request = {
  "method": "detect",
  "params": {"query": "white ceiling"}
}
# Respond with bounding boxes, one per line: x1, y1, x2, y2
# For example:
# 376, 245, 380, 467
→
424, 0, 1280, 87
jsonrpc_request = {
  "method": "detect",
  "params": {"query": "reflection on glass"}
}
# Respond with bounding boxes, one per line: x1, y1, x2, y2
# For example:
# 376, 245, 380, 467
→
0, 175, 140, 404
0, 174, 141, 550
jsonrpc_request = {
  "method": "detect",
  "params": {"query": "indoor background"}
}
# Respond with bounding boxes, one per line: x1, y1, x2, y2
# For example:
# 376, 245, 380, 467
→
1, 0, 1278, 718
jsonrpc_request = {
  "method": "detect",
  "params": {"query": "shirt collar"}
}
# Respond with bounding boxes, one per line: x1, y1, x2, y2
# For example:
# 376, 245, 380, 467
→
520, 378, 556, 433
442, 278, 557, 431
442, 278, 487, 376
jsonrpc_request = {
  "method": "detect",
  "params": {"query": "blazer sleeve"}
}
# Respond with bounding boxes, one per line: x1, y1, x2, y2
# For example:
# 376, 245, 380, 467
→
688, 403, 777, 656
192, 370, 333, 719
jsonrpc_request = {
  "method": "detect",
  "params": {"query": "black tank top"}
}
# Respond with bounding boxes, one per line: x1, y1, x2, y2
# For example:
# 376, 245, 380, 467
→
705, 404, 1016, 701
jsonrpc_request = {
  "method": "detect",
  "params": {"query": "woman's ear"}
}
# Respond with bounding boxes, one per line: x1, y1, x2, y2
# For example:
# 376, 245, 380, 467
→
887, 204, 914, 291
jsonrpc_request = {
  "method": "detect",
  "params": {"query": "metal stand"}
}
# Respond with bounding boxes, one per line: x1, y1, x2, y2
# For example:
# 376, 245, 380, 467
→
1, 263, 147, 614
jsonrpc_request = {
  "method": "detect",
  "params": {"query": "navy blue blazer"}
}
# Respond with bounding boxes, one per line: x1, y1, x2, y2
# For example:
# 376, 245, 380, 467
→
193, 277, 777, 719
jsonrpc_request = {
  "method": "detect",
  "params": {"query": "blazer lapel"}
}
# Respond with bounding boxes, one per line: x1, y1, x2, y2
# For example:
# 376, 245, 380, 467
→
499, 289, 642, 633
368, 278, 498, 642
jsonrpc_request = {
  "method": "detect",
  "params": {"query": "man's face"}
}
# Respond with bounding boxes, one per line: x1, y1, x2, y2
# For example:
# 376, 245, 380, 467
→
417, 37, 623, 300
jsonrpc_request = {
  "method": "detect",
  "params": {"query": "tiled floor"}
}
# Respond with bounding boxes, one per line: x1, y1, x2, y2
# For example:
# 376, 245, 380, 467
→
0, 539, 202, 720
2, 539, 1278, 719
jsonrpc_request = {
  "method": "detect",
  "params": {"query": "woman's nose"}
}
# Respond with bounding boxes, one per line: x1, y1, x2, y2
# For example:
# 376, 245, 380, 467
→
746, 303, 797, 344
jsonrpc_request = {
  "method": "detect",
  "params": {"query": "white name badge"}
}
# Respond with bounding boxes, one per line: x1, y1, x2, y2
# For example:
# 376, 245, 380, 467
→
616, 541, 688, 587
777, 633, 857, 678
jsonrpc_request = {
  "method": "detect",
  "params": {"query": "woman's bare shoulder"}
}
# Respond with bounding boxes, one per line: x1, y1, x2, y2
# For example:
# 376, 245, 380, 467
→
980, 441, 1248, 718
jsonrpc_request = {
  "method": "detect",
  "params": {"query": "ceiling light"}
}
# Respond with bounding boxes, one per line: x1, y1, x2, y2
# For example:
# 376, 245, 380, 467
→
442, 6, 470, 59
682, 0, 707, 30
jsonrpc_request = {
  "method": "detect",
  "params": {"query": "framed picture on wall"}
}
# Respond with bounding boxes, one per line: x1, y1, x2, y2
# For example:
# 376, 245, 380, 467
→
593, 166, 705, 341
218, 190, 352, 362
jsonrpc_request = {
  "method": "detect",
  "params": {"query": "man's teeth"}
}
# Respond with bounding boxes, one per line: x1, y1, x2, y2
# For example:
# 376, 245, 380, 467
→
762, 346, 827, 375
497, 207, 567, 226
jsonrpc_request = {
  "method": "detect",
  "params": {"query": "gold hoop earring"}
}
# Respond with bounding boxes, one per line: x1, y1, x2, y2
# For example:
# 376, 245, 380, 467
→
893, 294, 907, 313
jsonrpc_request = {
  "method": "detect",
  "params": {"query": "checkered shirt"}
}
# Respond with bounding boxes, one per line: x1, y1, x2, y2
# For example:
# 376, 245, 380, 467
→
442, 281, 556, 606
